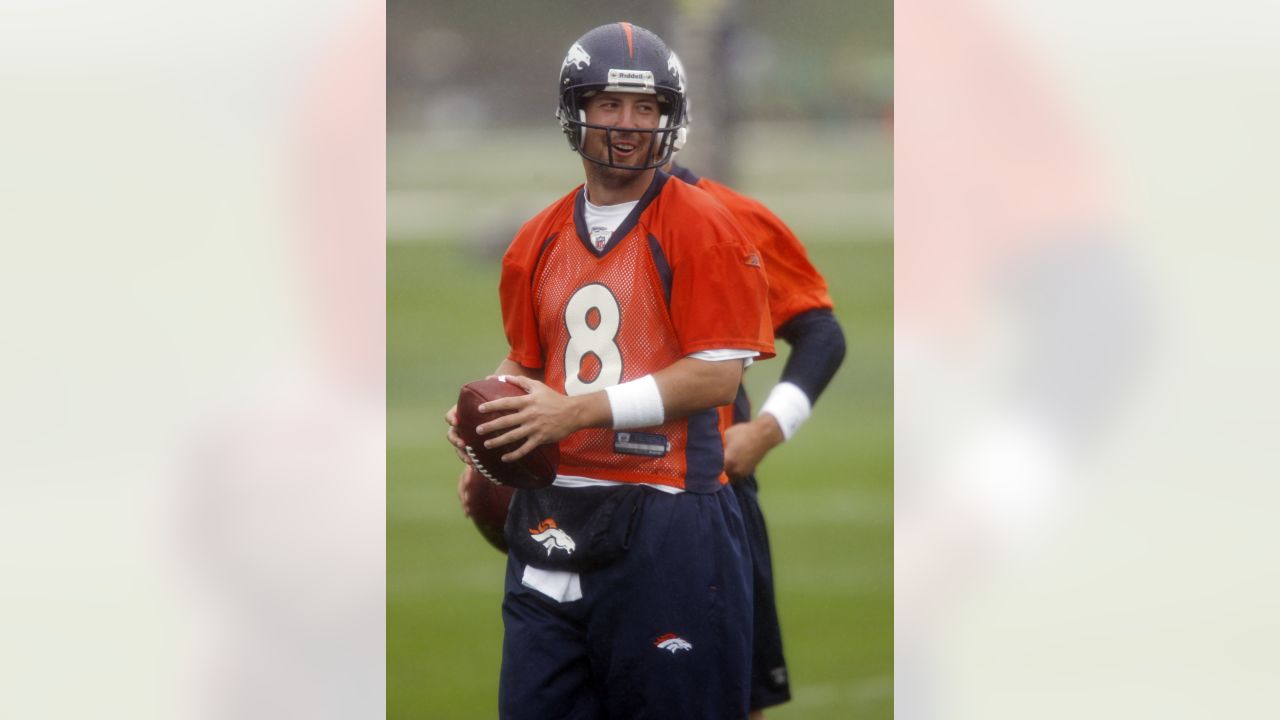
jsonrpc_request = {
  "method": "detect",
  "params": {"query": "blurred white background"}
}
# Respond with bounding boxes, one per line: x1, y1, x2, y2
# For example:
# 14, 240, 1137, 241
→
0, 1, 383, 717
897, 0, 1280, 717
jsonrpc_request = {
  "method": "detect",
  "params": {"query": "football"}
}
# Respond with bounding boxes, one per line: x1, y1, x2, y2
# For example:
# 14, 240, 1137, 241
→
461, 466, 514, 553
455, 377, 559, 489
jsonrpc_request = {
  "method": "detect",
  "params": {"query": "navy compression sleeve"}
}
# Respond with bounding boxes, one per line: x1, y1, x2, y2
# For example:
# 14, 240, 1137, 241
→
775, 308, 847, 404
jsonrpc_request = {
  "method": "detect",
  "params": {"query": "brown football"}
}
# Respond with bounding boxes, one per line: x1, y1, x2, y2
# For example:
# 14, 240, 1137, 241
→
456, 377, 558, 489
461, 466, 514, 553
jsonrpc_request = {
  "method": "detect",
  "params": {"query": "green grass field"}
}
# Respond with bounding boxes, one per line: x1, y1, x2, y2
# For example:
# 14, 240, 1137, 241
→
388, 127, 891, 718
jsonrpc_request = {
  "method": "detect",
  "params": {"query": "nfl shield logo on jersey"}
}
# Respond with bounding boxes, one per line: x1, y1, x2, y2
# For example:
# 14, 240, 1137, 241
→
589, 225, 609, 251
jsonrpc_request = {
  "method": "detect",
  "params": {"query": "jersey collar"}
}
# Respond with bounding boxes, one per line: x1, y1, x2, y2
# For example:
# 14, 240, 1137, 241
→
574, 169, 670, 258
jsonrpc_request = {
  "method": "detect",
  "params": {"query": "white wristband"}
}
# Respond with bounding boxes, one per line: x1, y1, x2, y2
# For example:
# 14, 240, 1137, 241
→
759, 382, 812, 441
605, 375, 665, 429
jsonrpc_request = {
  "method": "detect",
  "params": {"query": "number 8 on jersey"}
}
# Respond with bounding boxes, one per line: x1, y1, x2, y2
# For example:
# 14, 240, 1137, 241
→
563, 283, 623, 396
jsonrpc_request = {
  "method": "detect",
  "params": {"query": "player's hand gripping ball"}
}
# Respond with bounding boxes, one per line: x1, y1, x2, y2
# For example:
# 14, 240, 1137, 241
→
455, 377, 559, 489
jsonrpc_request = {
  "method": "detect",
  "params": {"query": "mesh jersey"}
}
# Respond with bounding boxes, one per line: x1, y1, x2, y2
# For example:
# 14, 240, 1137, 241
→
500, 171, 773, 492
668, 166, 836, 429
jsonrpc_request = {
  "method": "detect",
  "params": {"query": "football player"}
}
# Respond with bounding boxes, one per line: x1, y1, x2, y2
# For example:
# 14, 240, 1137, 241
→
446, 22, 773, 719
661, 80, 847, 716
666, 156, 847, 718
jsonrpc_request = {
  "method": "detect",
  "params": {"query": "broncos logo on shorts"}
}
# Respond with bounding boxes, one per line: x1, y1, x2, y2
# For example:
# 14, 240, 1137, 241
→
528, 518, 576, 556
653, 633, 693, 654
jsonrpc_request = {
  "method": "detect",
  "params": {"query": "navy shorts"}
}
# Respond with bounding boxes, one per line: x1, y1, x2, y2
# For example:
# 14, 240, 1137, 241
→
499, 484, 753, 719
733, 473, 792, 711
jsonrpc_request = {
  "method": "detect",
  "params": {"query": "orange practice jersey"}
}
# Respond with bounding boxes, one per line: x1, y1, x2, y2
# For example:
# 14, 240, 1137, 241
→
678, 169, 834, 327
668, 166, 835, 430
500, 170, 774, 492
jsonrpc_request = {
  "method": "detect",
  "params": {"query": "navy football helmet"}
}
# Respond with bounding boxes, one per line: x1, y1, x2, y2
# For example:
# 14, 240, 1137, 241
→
556, 22, 688, 170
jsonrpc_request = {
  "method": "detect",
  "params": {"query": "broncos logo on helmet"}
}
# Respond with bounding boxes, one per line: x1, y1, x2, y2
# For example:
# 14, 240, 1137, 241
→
563, 42, 591, 71
667, 51, 686, 93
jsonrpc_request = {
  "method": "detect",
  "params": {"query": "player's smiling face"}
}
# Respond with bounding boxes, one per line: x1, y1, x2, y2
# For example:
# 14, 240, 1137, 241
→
581, 91, 662, 168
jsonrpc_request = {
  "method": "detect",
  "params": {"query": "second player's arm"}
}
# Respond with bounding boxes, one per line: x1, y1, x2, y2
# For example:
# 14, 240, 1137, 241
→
477, 356, 743, 462
724, 308, 847, 478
